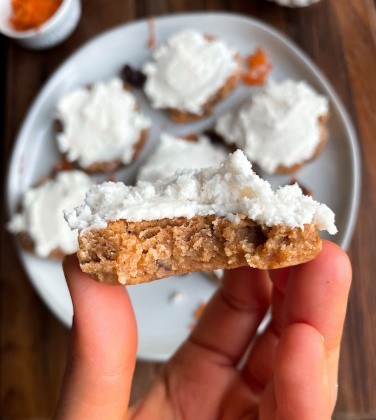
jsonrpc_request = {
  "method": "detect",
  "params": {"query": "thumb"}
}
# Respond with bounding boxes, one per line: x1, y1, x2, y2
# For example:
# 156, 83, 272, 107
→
56, 254, 138, 419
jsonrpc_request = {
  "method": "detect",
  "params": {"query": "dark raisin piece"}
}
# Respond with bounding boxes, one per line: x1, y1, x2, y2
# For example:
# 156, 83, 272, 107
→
203, 129, 226, 146
54, 119, 64, 133
120, 64, 147, 88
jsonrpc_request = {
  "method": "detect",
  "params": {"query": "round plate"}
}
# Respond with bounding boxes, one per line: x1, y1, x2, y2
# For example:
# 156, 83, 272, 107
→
6, 13, 361, 361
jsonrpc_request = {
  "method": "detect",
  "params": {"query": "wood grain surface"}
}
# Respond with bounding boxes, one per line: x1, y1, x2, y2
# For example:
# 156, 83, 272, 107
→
1, 0, 376, 418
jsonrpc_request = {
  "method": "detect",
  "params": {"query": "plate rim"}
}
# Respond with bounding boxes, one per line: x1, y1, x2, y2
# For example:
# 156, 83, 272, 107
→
6, 11, 361, 361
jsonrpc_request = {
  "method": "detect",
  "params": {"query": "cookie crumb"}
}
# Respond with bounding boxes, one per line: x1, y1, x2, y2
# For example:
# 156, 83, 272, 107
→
194, 302, 207, 319
169, 291, 184, 304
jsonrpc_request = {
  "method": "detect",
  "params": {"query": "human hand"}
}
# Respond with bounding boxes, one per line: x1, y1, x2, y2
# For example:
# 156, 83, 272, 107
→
56, 240, 351, 419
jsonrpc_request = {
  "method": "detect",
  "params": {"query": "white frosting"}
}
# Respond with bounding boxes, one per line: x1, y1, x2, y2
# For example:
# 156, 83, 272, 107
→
215, 80, 329, 174
268, 0, 321, 6
143, 30, 238, 115
137, 133, 228, 182
65, 150, 337, 235
8, 171, 93, 257
56, 78, 150, 168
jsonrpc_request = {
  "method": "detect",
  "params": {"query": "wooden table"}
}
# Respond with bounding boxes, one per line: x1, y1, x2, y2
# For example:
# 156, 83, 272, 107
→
1, 0, 375, 418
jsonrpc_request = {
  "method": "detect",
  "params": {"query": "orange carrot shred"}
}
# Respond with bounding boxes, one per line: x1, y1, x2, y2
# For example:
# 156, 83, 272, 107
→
242, 48, 272, 85
184, 134, 198, 142
147, 17, 156, 48
10, 0, 62, 31
193, 302, 207, 319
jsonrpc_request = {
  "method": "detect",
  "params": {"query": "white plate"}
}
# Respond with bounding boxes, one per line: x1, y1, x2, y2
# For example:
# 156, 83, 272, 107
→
6, 13, 361, 361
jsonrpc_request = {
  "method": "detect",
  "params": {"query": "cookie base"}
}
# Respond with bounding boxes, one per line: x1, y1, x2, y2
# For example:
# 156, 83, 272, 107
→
77, 215, 322, 285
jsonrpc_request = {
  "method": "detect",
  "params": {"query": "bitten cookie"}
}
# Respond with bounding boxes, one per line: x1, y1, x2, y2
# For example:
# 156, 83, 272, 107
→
215, 79, 329, 174
55, 78, 150, 173
142, 30, 242, 123
8, 170, 93, 258
137, 132, 228, 182
65, 151, 337, 285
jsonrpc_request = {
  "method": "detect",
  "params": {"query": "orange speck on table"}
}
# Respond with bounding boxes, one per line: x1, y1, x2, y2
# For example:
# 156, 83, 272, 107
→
9, 0, 63, 31
242, 48, 272, 85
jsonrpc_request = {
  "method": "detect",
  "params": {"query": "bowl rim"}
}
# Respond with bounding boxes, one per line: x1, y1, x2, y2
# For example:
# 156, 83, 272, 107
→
0, 0, 74, 39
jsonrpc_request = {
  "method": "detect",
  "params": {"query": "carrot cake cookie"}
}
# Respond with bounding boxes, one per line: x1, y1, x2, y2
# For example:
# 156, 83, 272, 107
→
215, 80, 329, 174
65, 150, 336, 285
142, 30, 242, 122
8, 170, 93, 258
55, 78, 150, 173
137, 132, 228, 182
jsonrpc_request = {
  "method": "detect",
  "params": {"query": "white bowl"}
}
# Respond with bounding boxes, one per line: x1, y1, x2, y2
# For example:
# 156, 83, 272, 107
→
268, 0, 322, 7
0, 0, 81, 49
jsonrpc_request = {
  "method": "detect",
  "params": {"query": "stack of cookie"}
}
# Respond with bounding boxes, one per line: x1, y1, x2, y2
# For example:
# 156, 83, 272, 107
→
8, 77, 150, 258
9, 28, 335, 284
